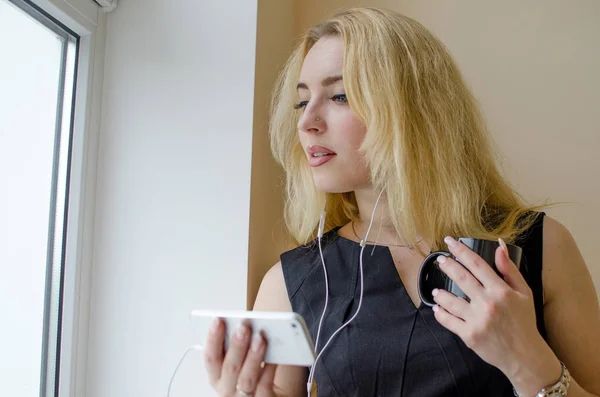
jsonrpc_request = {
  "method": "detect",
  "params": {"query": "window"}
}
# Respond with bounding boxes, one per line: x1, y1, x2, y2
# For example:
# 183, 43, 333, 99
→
0, 0, 78, 395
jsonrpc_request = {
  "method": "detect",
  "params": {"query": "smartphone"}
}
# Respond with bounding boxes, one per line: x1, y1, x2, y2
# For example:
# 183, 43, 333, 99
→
190, 310, 316, 367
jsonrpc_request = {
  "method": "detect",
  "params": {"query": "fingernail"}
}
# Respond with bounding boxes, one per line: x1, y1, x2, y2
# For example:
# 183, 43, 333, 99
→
236, 325, 249, 340
210, 318, 220, 334
436, 255, 447, 265
432, 288, 439, 297
432, 304, 439, 312
498, 238, 509, 255
251, 334, 263, 352
444, 236, 458, 248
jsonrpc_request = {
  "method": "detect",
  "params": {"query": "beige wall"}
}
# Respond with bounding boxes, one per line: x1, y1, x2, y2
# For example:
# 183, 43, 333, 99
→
247, 0, 297, 309
249, 0, 600, 303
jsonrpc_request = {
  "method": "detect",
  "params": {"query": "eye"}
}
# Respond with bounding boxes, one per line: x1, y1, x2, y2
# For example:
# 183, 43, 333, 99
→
331, 94, 347, 104
294, 100, 308, 110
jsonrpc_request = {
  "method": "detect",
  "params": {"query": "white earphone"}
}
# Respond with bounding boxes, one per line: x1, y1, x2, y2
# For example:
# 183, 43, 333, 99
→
306, 190, 385, 396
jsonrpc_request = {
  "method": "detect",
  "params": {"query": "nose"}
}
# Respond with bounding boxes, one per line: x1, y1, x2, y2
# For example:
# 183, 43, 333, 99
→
297, 108, 325, 135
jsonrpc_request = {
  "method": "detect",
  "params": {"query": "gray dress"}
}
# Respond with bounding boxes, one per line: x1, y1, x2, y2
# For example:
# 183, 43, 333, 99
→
280, 212, 547, 396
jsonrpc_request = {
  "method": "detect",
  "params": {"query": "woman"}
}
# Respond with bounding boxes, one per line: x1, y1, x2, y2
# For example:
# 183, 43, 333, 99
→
203, 8, 600, 397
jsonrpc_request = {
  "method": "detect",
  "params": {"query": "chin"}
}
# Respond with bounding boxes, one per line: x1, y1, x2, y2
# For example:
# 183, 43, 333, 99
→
312, 174, 358, 194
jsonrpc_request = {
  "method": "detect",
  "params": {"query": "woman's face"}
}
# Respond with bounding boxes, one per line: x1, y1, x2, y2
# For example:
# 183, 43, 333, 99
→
296, 36, 370, 193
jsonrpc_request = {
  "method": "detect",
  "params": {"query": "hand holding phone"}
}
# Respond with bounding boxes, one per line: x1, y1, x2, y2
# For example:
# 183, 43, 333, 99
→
193, 310, 315, 397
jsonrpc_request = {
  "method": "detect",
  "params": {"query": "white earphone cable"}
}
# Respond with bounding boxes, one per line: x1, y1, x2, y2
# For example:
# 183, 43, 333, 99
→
170, 191, 386, 397
167, 345, 203, 397
313, 210, 329, 355
306, 190, 385, 396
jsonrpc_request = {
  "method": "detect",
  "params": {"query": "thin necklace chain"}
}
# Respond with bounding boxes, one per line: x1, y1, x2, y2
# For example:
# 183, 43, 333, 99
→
351, 221, 423, 249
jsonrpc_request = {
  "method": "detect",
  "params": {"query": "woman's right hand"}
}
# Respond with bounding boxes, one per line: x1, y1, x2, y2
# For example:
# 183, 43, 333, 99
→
204, 318, 278, 397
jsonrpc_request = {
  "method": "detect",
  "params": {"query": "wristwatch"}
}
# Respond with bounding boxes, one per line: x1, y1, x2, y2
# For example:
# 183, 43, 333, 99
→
513, 361, 571, 397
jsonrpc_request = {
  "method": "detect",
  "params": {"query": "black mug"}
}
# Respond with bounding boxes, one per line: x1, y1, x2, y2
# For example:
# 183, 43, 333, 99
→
417, 238, 523, 307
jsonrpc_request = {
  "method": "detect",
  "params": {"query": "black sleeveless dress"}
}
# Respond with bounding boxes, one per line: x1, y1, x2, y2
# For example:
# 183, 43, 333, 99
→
280, 212, 547, 397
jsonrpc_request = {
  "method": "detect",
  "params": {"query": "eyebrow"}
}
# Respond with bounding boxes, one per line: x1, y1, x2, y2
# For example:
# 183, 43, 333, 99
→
296, 75, 343, 91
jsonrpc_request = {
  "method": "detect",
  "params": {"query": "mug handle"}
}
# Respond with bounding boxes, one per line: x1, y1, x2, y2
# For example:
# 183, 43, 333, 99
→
417, 251, 452, 307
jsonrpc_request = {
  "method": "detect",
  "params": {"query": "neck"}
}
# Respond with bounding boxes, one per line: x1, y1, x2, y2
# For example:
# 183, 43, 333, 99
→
353, 188, 402, 244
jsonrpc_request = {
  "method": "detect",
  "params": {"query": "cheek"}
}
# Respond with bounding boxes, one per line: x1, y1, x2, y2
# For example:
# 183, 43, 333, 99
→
339, 121, 370, 180
341, 119, 366, 154
297, 132, 306, 148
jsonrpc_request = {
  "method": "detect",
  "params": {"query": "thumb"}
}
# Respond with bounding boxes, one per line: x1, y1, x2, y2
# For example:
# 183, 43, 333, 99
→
495, 238, 529, 295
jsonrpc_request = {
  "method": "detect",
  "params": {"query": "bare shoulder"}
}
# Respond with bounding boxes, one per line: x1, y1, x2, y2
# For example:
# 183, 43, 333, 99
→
541, 216, 595, 301
542, 216, 580, 262
542, 215, 571, 245
541, 215, 600, 393
253, 262, 292, 312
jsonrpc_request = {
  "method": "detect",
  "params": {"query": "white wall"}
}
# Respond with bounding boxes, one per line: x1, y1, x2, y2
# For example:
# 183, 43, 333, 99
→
88, 1, 258, 396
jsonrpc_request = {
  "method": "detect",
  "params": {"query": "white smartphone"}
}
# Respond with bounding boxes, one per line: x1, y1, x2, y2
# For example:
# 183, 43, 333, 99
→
190, 310, 316, 367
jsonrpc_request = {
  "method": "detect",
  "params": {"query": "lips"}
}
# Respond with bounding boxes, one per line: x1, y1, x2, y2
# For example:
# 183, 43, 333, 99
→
307, 145, 336, 167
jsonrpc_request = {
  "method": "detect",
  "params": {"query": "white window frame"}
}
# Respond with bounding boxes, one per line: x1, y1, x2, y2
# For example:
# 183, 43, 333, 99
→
20, 1, 107, 396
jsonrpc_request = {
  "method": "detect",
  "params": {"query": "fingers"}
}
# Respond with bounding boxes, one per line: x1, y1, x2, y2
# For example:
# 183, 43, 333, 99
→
443, 236, 505, 289
203, 320, 275, 396
432, 304, 466, 337
432, 288, 470, 320
236, 332, 268, 396
495, 238, 530, 296
437, 254, 484, 300
219, 323, 252, 395
204, 318, 225, 386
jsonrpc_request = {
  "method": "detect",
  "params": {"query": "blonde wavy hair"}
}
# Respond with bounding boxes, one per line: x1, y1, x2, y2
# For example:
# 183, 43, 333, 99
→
269, 7, 544, 251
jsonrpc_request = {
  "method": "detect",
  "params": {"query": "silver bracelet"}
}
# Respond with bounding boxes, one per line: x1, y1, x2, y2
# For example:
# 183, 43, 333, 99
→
513, 361, 570, 397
